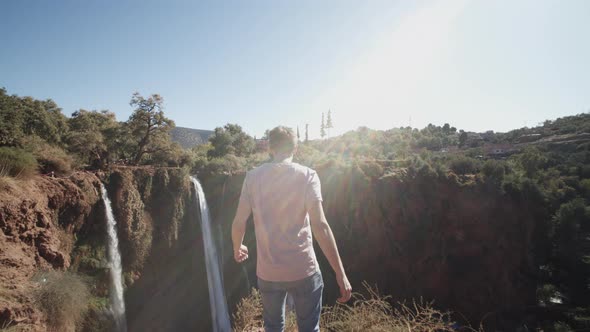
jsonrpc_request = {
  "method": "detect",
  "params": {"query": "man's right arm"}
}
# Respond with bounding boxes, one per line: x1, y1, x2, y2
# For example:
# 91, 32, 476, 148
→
309, 200, 352, 303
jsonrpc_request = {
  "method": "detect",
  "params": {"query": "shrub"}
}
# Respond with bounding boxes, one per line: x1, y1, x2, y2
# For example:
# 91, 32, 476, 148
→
482, 160, 505, 183
201, 154, 247, 176
22, 137, 72, 176
359, 161, 384, 179
32, 271, 90, 332
35, 145, 73, 176
449, 156, 478, 176
233, 283, 458, 332
0, 147, 38, 178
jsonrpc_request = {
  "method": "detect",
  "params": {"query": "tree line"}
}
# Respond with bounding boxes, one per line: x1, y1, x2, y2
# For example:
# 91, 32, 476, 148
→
0, 88, 186, 174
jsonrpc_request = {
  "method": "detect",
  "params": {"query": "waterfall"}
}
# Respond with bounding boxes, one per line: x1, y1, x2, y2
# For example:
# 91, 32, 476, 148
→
191, 177, 231, 332
100, 184, 127, 332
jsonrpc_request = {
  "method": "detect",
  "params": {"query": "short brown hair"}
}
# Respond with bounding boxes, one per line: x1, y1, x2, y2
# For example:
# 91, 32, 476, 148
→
268, 126, 297, 154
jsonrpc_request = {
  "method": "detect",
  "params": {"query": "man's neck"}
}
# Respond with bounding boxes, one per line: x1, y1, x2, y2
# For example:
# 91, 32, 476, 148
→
272, 154, 293, 163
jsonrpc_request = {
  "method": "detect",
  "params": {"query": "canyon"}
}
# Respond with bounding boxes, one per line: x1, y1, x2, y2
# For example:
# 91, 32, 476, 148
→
0, 163, 541, 331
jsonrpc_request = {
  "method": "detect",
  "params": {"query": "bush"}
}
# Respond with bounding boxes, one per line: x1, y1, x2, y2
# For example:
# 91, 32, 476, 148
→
22, 137, 72, 176
200, 154, 248, 176
482, 160, 505, 183
233, 283, 457, 332
359, 161, 385, 179
0, 147, 38, 178
449, 156, 478, 176
32, 271, 90, 332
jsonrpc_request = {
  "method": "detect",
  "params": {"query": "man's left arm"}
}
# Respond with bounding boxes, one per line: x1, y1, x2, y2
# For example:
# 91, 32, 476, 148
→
232, 175, 251, 263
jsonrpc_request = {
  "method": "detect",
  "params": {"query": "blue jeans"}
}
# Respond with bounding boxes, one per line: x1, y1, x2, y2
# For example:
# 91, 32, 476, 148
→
257, 271, 323, 332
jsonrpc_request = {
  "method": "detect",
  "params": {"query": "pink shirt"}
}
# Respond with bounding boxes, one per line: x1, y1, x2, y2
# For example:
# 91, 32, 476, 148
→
236, 161, 322, 282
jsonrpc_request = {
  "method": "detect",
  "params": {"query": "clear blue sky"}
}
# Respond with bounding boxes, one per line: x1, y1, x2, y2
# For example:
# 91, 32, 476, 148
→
1, 0, 589, 138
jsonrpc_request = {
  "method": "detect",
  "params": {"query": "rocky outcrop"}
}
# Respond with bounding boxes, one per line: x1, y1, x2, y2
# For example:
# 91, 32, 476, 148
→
0, 172, 102, 330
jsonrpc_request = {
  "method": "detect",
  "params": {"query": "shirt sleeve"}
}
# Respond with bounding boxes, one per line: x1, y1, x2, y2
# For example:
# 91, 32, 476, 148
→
235, 173, 252, 219
305, 170, 323, 211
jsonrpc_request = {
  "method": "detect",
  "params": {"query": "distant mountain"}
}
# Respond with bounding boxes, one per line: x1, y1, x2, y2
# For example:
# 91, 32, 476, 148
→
170, 126, 214, 149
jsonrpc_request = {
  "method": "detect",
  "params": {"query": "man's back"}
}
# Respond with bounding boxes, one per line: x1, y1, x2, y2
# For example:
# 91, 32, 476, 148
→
231, 125, 351, 332
241, 161, 322, 282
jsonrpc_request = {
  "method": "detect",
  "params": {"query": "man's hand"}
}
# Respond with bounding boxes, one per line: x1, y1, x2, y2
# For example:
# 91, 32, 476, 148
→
336, 274, 352, 303
234, 244, 249, 263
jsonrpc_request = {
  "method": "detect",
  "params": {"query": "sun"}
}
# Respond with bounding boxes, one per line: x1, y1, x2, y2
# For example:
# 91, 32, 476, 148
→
309, 0, 469, 136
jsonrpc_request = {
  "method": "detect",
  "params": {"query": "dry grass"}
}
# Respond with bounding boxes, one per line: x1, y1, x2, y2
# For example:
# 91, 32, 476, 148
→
0, 284, 14, 301
32, 271, 90, 332
233, 288, 264, 331
0, 321, 37, 332
0, 175, 38, 202
233, 282, 460, 332
0, 175, 18, 194
0, 321, 15, 332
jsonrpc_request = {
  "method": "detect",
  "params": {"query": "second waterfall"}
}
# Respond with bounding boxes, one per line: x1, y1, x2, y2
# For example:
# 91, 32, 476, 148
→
100, 183, 127, 332
191, 177, 232, 332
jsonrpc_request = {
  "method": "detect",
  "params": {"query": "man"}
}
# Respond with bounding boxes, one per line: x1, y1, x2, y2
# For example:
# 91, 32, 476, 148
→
232, 126, 352, 332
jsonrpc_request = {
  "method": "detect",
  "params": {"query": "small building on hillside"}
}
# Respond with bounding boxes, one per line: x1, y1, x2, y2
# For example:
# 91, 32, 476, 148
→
484, 143, 514, 156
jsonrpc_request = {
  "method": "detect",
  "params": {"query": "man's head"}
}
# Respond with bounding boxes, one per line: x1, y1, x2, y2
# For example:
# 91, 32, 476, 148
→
268, 126, 297, 157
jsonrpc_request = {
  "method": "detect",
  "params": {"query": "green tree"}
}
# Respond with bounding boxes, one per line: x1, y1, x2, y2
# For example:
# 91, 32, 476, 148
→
482, 159, 505, 184
66, 110, 120, 168
442, 123, 451, 134
127, 92, 175, 165
458, 130, 468, 147
0, 88, 69, 148
551, 199, 590, 305
517, 146, 548, 178
19, 97, 68, 146
326, 109, 333, 137
207, 123, 254, 158
0, 88, 24, 146
320, 112, 326, 138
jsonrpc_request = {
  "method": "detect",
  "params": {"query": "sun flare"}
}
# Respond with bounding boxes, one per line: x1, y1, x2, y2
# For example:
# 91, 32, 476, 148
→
310, 0, 469, 136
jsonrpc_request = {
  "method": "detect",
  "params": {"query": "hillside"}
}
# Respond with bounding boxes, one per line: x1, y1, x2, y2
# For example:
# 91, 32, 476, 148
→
170, 127, 213, 149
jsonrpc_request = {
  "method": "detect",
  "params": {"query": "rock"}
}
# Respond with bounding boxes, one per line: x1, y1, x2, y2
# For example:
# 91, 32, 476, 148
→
0, 172, 102, 331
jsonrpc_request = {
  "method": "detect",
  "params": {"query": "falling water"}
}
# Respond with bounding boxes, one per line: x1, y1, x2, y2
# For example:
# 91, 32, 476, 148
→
100, 184, 127, 332
190, 177, 231, 332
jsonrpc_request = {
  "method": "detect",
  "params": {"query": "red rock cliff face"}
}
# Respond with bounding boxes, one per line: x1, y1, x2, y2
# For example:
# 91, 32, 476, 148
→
202, 164, 541, 327
0, 172, 102, 330
1, 168, 213, 332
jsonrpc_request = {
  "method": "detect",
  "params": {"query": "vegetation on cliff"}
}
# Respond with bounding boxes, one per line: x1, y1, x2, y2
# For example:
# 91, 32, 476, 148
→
0, 88, 189, 174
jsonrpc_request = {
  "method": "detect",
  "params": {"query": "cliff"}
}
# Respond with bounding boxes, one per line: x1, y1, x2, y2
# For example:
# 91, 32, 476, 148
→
0, 168, 213, 332
0, 172, 102, 330
202, 163, 542, 329
1, 164, 543, 331
106, 167, 211, 331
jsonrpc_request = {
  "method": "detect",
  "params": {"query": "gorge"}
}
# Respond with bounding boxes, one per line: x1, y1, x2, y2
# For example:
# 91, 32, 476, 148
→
0, 162, 543, 331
